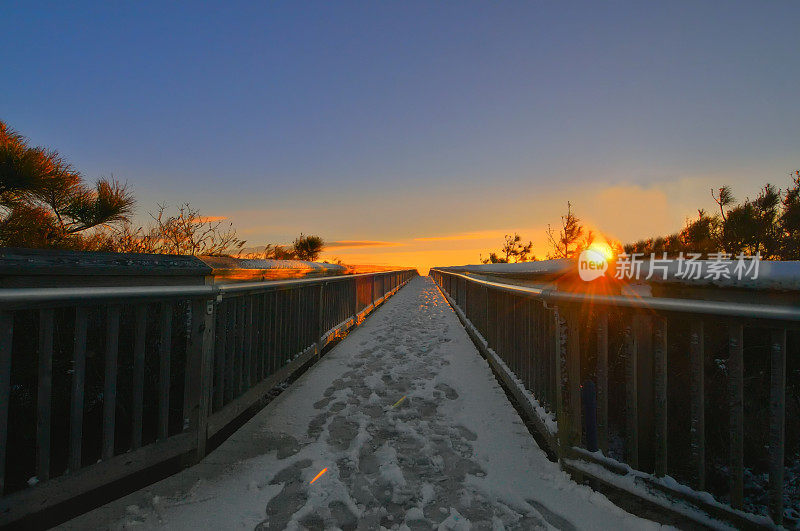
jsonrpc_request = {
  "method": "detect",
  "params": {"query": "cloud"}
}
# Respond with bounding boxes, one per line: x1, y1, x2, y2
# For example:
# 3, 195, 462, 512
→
326, 240, 401, 249
413, 230, 502, 242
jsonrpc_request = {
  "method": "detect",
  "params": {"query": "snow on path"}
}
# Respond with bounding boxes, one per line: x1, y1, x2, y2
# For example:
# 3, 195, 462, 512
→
64, 276, 664, 530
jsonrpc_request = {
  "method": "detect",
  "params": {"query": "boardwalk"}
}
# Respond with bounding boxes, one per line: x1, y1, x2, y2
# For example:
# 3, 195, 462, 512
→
63, 277, 660, 530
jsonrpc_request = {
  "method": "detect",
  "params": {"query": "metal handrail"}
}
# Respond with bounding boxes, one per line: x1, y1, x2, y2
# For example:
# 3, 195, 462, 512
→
0, 284, 216, 305
0, 269, 415, 305
218, 269, 415, 294
430, 268, 800, 321
431, 266, 793, 526
0, 268, 417, 527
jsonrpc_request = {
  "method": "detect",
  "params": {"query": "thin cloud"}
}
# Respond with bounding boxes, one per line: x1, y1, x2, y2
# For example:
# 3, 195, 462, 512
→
327, 240, 400, 249
413, 230, 502, 242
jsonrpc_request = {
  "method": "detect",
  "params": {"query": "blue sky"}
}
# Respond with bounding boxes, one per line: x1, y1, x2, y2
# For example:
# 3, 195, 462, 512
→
2, 1, 799, 271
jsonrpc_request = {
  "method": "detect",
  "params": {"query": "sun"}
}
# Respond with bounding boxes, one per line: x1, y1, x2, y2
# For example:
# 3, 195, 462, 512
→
587, 241, 615, 261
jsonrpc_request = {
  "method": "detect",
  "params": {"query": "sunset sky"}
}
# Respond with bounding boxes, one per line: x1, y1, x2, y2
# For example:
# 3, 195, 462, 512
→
2, 2, 798, 273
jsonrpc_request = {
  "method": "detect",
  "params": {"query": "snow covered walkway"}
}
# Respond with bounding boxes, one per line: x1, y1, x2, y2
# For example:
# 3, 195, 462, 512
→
64, 276, 662, 530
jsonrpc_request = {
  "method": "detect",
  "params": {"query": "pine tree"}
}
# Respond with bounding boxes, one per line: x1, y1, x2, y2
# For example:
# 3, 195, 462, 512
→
0, 120, 134, 248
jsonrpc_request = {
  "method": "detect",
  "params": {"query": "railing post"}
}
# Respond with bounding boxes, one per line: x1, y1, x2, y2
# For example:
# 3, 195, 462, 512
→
554, 307, 570, 456
768, 327, 786, 525
186, 297, 216, 463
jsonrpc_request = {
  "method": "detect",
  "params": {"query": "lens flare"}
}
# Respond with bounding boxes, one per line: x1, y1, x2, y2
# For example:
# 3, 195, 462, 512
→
309, 468, 328, 484
588, 241, 615, 260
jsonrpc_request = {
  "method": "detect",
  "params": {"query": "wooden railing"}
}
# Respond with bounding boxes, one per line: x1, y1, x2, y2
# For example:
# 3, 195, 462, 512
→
0, 267, 416, 527
431, 267, 797, 528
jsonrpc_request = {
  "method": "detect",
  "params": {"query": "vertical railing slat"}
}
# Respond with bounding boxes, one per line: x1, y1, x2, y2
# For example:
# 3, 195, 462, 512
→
243, 296, 253, 389
566, 307, 581, 447
37, 308, 54, 481
728, 322, 744, 509
225, 299, 236, 402
0, 312, 12, 494
131, 304, 147, 450
235, 298, 244, 394
69, 307, 88, 471
258, 293, 266, 380
317, 283, 325, 357
158, 302, 172, 440
213, 300, 227, 412
653, 316, 668, 477
103, 305, 120, 460
689, 320, 705, 490
624, 318, 639, 469
768, 327, 786, 525
554, 308, 567, 454
635, 314, 654, 472
596, 310, 609, 454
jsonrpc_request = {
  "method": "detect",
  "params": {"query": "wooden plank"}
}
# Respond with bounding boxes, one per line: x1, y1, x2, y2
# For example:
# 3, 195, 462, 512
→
131, 304, 147, 450
635, 313, 654, 473
69, 307, 88, 471
623, 318, 639, 469
533, 301, 541, 397
207, 344, 317, 438
689, 320, 705, 490
525, 299, 533, 390
768, 328, 786, 525
224, 298, 236, 403
103, 305, 120, 460
186, 298, 215, 462
653, 316, 668, 477
554, 308, 567, 456
257, 293, 266, 380
291, 287, 300, 357
482, 285, 489, 336
728, 322, 744, 509
566, 307, 581, 447
275, 290, 284, 368
563, 451, 771, 531
267, 291, 277, 373
596, 311, 609, 454
317, 283, 325, 358
261, 293, 269, 378
0, 431, 194, 528
235, 299, 244, 395
0, 312, 12, 494
243, 295, 253, 389
37, 308, 54, 481
509, 294, 517, 373
213, 301, 227, 412
158, 301, 172, 441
